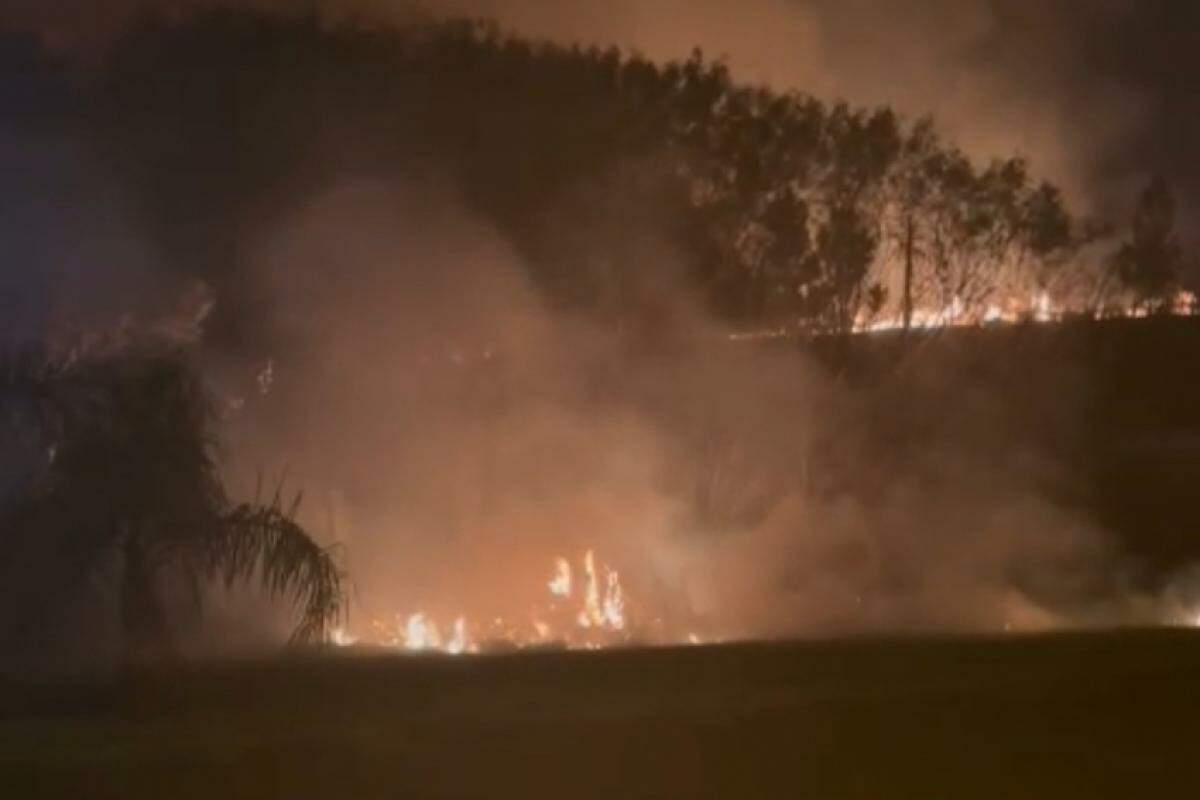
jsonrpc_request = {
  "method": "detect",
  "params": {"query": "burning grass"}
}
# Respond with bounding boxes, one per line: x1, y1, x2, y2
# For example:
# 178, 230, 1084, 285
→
342, 549, 652, 655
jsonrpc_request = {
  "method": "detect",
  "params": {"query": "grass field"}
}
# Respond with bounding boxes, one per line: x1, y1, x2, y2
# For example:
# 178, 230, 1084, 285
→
3, 629, 1199, 798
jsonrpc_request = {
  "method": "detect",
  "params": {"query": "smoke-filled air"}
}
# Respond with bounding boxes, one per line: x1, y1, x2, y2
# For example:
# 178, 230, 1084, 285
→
9, 5, 1200, 798
2, 2, 1198, 671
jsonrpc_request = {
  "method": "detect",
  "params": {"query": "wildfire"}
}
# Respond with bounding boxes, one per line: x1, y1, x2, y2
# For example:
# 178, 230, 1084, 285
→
403, 612, 468, 652
330, 627, 358, 647
342, 549, 636, 655
855, 289, 1199, 335
548, 557, 571, 597
726, 289, 1200, 340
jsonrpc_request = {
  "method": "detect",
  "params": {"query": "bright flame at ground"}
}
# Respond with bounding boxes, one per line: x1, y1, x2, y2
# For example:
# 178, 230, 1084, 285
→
404, 612, 440, 651
548, 557, 571, 598
342, 550, 638, 655
330, 627, 357, 647
446, 616, 469, 655
576, 550, 603, 628
603, 570, 626, 630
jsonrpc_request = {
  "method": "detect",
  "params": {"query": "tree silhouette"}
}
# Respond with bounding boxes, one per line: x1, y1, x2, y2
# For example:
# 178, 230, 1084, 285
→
77, 9, 1078, 337
883, 142, 1074, 327
814, 203, 882, 334
1112, 176, 1183, 311
0, 347, 343, 657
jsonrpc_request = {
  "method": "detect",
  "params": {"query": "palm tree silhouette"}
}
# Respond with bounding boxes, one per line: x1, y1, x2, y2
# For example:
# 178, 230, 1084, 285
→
1, 347, 343, 657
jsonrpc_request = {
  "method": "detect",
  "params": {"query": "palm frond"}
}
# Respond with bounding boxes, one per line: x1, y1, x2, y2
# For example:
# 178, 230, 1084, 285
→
3, 346, 348, 652
215, 501, 346, 644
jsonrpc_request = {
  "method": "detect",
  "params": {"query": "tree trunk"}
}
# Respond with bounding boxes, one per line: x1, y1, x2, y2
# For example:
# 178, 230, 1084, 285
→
902, 214, 915, 333
121, 532, 171, 662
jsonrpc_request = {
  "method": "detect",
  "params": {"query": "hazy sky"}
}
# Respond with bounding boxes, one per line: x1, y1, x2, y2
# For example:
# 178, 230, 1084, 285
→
416, 0, 1197, 222
4, 0, 1194, 222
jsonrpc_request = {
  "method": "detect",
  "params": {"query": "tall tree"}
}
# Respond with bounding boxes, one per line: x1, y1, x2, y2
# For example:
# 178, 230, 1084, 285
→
813, 203, 882, 334
1112, 176, 1183, 311
84, 9, 1077, 338
885, 119, 940, 332
888, 149, 1072, 326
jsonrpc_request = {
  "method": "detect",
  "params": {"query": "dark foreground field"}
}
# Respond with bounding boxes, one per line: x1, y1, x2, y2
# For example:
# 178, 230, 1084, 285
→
3, 630, 1200, 799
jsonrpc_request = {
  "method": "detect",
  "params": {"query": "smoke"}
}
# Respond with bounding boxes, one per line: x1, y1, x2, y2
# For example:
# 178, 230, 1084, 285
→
188, 170, 1131, 644
212, 177, 698, 632
1, 5, 1183, 657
